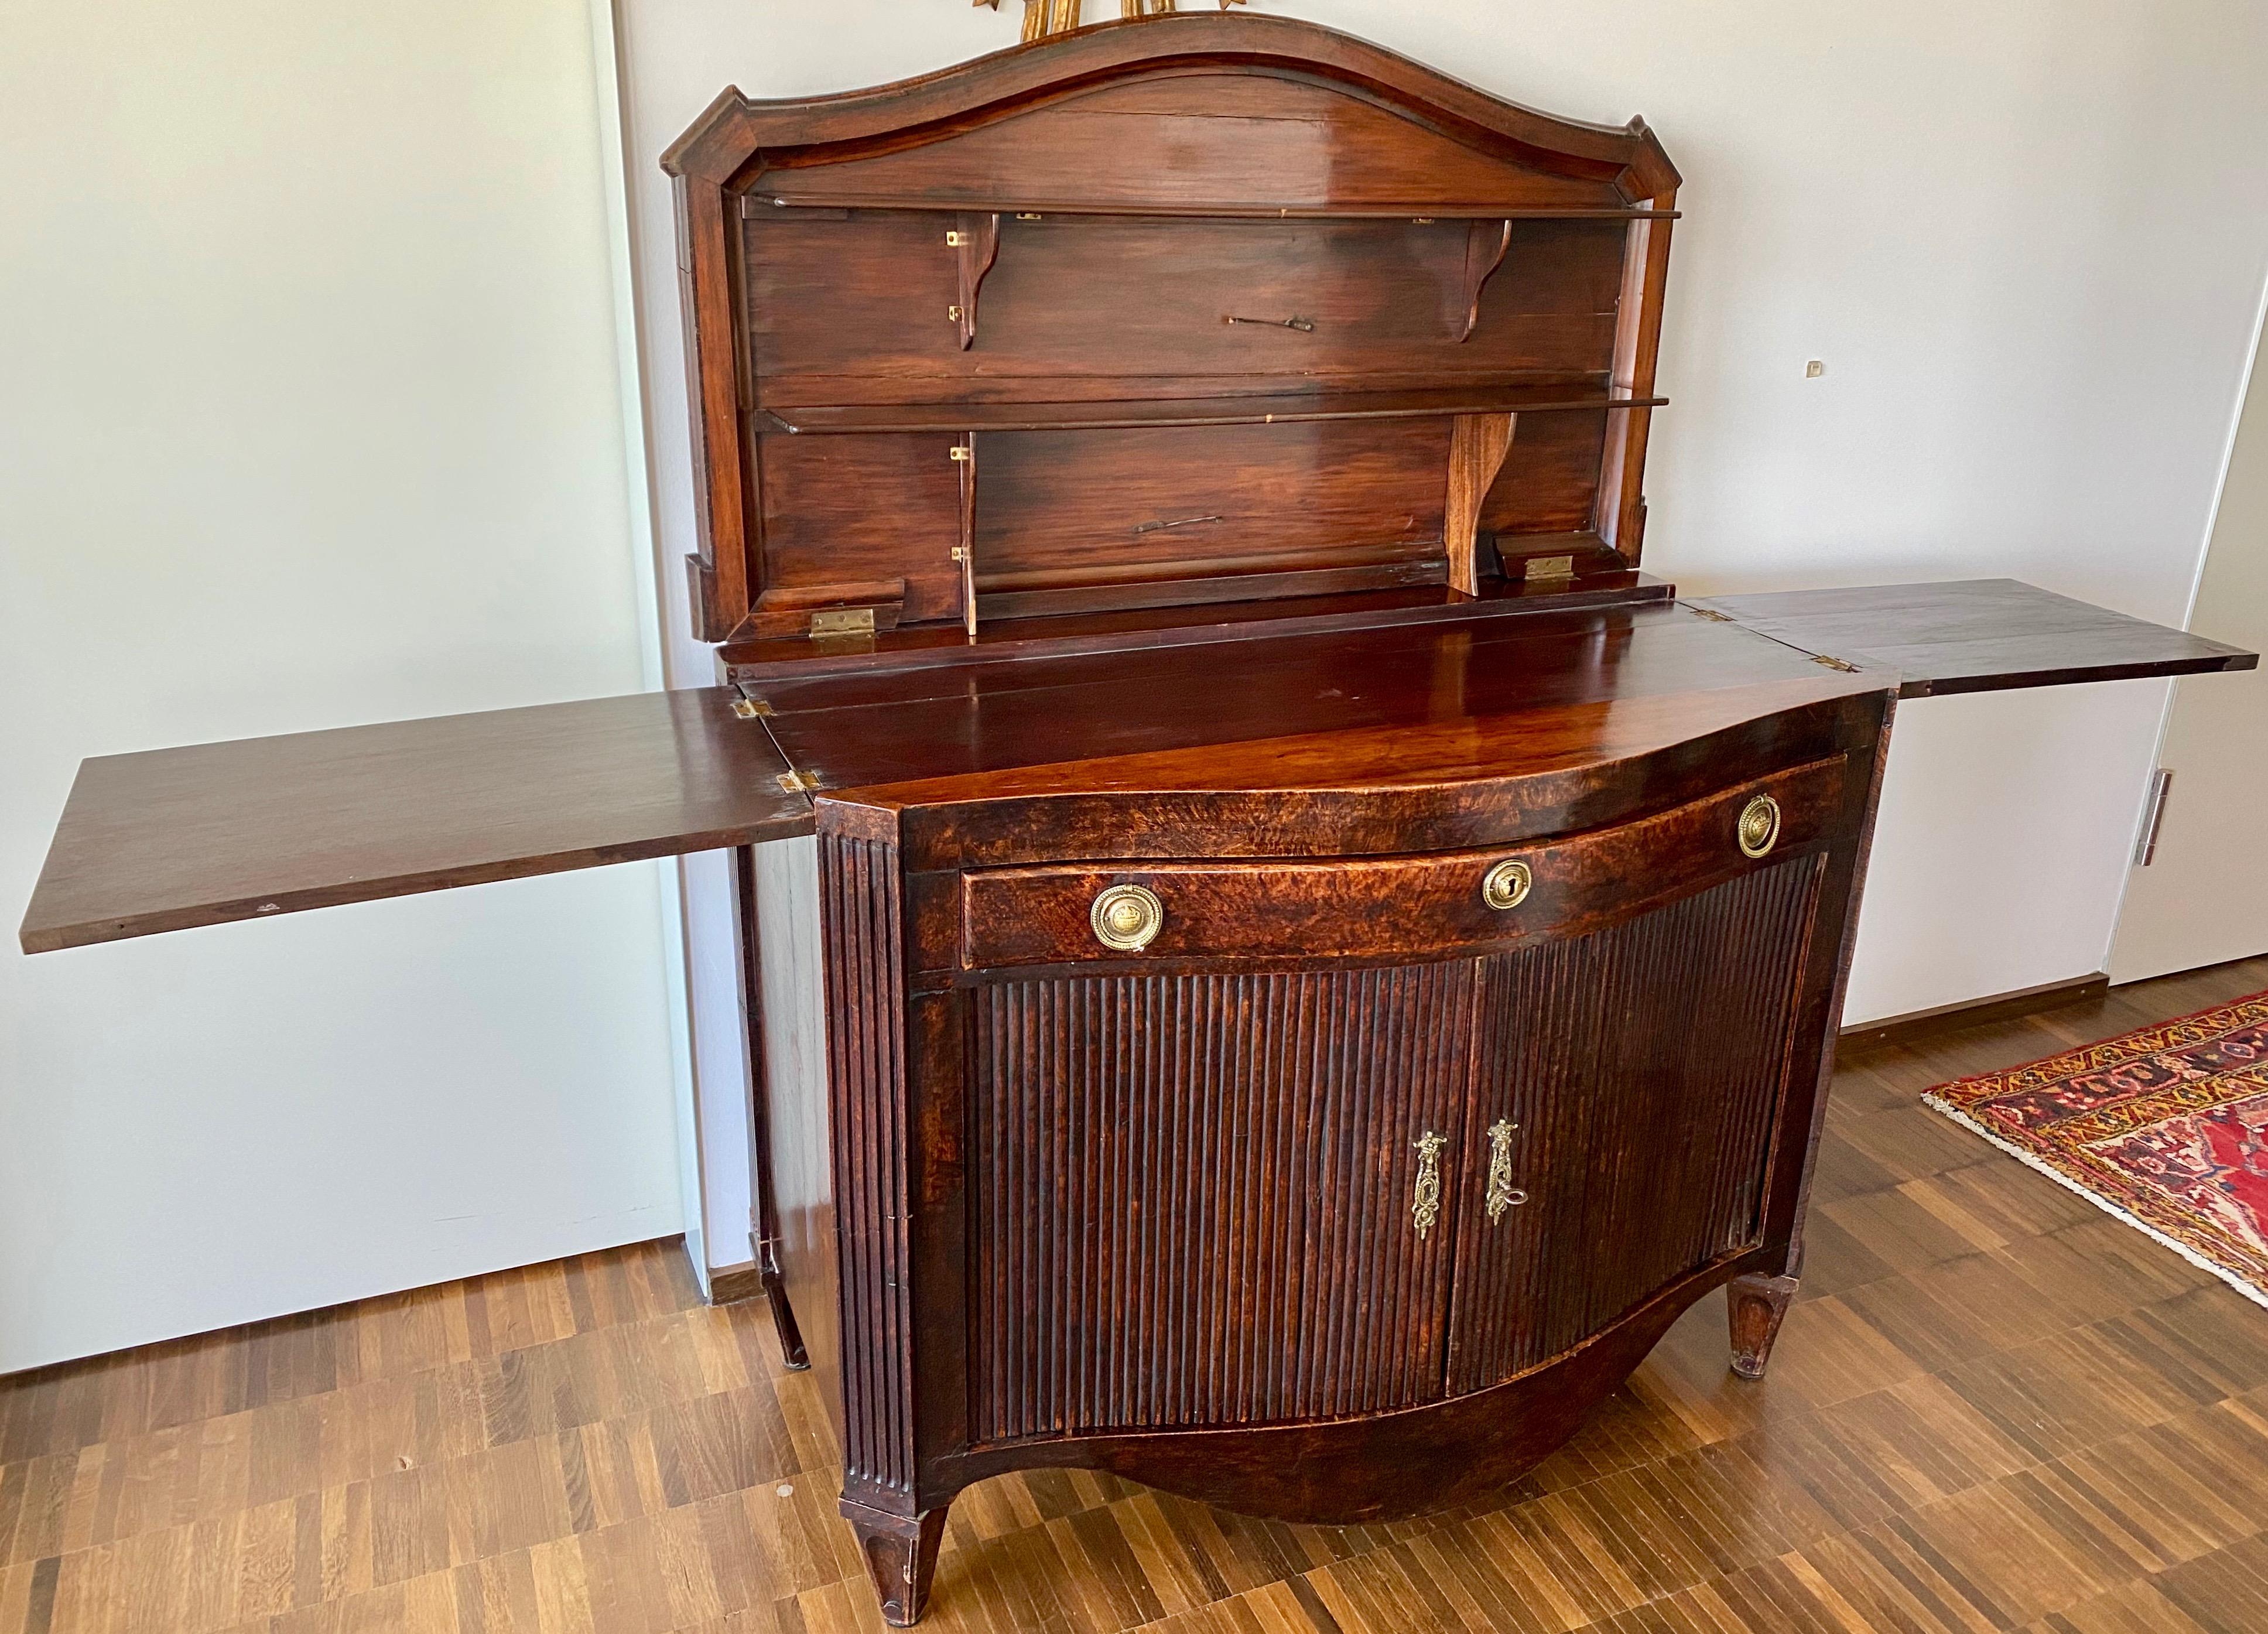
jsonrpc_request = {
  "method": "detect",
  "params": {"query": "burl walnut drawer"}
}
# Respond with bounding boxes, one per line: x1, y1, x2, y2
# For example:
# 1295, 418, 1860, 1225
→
959, 757, 1846, 970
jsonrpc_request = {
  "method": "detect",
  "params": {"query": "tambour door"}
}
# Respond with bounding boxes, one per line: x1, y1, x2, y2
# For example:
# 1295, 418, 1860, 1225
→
1445, 854, 1826, 1396
966, 960, 1475, 1444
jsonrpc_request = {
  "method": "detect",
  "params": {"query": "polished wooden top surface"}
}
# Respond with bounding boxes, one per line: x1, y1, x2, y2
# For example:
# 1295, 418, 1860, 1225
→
756, 601, 1877, 804
19, 689, 809, 953
23, 581, 2252, 951
1693, 578, 2256, 698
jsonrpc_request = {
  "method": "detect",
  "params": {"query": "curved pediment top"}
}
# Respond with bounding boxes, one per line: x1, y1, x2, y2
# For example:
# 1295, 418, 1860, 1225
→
663, 13, 1678, 204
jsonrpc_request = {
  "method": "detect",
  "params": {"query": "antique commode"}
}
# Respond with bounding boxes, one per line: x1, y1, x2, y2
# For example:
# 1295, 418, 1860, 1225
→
20, 15, 2256, 1626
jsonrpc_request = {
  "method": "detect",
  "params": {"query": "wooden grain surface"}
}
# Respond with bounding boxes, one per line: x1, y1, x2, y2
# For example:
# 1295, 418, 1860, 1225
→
18, 689, 813, 953
6, 955, 2267, 1633
1691, 579, 2257, 697
755, 604, 1874, 802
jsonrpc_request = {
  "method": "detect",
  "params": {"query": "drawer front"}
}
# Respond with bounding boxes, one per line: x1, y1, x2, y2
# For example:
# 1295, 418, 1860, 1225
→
960, 756, 1845, 972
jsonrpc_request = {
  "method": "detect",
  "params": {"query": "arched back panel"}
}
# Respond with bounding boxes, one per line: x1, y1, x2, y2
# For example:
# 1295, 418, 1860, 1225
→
662, 15, 1678, 656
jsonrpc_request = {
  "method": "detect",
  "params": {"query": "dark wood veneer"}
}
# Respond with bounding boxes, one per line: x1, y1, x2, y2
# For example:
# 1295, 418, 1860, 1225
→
1693, 578, 2257, 696
18, 689, 810, 954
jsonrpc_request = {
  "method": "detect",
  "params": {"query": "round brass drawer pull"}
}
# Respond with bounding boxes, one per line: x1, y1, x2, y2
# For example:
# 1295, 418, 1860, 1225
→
1481, 858, 1532, 911
1090, 883, 1164, 952
1737, 794, 1782, 859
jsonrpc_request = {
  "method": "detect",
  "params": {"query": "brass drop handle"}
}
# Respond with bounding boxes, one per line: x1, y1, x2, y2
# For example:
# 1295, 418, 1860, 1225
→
1482, 858, 1532, 910
1484, 1118, 1527, 1222
1090, 883, 1164, 952
1412, 1130, 1447, 1241
1737, 794, 1782, 858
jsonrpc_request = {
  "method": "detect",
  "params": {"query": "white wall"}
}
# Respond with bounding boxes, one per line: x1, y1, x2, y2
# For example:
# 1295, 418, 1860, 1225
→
613, 0, 2268, 1035
0, 0, 689, 1371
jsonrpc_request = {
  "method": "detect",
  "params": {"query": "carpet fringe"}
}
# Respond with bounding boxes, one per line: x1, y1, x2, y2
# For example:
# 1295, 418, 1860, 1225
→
1921, 1093, 2268, 1312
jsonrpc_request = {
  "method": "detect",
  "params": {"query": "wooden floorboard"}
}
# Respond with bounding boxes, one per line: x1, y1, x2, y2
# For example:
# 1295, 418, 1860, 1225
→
5, 956, 2267, 1633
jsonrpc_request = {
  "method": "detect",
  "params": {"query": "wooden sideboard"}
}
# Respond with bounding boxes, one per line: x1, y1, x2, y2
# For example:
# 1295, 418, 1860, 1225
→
19, 15, 2256, 1627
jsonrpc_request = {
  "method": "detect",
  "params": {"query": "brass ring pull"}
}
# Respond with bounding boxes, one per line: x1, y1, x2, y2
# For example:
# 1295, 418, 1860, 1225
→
1090, 883, 1164, 952
1484, 1118, 1527, 1222
1412, 1130, 1447, 1241
1737, 794, 1782, 859
1481, 858, 1532, 911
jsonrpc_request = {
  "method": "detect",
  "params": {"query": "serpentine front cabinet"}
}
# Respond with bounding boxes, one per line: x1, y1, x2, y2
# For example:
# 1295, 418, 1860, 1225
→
18, 12, 2256, 1630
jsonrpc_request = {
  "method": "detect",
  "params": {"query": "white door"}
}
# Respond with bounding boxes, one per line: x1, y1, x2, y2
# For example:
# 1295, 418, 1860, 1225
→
2112, 310, 2268, 983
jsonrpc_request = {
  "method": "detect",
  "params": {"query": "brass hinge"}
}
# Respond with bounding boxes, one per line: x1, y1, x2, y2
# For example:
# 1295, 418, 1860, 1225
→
808, 607, 876, 638
1689, 605, 1735, 623
1523, 554, 1577, 582
1809, 653, 1862, 673
728, 695, 774, 720
775, 769, 822, 794
948, 445, 971, 462
945, 230, 968, 246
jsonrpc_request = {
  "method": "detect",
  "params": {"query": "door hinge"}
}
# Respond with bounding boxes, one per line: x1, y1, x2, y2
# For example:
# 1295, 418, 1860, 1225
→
2134, 768, 2174, 866
808, 607, 875, 638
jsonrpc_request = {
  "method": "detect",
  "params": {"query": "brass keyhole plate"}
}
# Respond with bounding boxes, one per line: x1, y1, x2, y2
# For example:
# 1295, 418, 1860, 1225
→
1482, 858, 1532, 911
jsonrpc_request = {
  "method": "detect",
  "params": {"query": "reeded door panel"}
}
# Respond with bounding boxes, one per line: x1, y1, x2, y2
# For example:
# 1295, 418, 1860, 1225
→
968, 962, 1472, 1442
1446, 856, 1823, 1396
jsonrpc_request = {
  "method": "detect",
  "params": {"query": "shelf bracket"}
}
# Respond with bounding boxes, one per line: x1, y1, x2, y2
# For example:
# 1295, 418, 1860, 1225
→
1444, 412, 1517, 595
949, 212, 1001, 351
1458, 218, 1513, 342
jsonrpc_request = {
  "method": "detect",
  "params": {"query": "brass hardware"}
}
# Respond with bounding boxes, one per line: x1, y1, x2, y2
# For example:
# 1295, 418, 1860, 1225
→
1482, 858, 1532, 911
775, 769, 822, 794
1809, 652, 1862, 672
945, 230, 968, 246
948, 445, 971, 462
1223, 315, 1316, 332
1015, 212, 1044, 221
1689, 605, 1735, 623
1484, 1119, 1527, 1222
952, 546, 977, 639
1412, 216, 1436, 224
1412, 1131, 1448, 1241
1737, 794, 1782, 859
1133, 514, 1223, 535
728, 696, 774, 720
1090, 883, 1164, 953
947, 304, 966, 322
1523, 554, 1577, 582
808, 608, 876, 638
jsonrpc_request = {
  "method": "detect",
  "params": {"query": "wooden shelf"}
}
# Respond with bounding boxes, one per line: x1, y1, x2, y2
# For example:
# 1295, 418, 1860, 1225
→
763, 385, 1667, 436
743, 194, 1679, 222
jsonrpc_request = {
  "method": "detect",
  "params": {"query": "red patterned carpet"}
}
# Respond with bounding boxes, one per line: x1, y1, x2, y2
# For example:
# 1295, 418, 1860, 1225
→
1925, 990, 2268, 1308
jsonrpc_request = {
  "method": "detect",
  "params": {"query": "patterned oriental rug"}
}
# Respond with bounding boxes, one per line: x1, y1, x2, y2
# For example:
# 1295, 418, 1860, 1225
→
1924, 991, 2268, 1310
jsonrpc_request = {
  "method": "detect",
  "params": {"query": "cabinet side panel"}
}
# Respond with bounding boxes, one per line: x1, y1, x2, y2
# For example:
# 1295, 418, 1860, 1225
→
819, 831, 915, 1496
1449, 856, 1821, 1394
756, 837, 839, 1427
969, 962, 1471, 1442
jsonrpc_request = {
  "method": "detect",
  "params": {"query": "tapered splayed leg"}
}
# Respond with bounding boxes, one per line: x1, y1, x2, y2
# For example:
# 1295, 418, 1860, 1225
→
1726, 1272, 1800, 1379
843, 1500, 949, 1626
